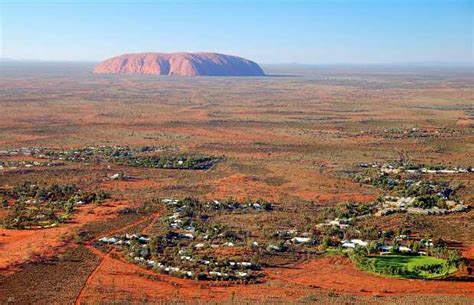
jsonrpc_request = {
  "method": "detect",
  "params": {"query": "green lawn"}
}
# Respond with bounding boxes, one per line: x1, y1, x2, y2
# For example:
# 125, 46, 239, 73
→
364, 255, 457, 279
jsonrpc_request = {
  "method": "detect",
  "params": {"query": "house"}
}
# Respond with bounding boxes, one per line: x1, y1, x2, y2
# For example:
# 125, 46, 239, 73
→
341, 239, 368, 248
138, 236, 150, 243
342, 242, 356, 248
99, 237, 119, 244
351, 239, 368, 247
439, 169, 457, 174
146, 260, 156, 267
236, 271, 249, 278
451, 204, 468, 212
378, 245, 392, 252
109, 173, 123, 180
179, 233, 194, 239
292, 237, 313, 244
399, 246, 411, 253
162, 198, 178, 205
407, 207, 429, 215
376, 208, 398, 217
327, 218, 351, 229
266, 244, 282, 252
381, 167, 400, 174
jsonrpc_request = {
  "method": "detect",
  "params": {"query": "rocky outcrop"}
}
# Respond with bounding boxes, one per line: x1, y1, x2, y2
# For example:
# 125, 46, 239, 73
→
94, 52, 265, 76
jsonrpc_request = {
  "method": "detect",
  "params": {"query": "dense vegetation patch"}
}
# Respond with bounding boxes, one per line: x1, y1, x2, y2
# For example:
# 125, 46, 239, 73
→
116, 154, 221, 170
1, 182, 110, 229
0, 146, 222, 170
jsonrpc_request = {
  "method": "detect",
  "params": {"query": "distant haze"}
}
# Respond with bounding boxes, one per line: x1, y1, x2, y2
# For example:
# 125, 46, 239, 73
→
1, 0, 472, 64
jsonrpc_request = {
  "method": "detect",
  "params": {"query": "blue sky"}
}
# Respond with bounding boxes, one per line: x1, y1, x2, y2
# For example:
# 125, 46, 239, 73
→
1, 0, 472, 63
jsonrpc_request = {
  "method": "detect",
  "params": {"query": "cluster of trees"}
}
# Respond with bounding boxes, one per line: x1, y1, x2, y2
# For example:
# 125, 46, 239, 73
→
412, 263, 447, 275
11, 182, 77, 201
44, 145, 155, 159
379, 264, 406, 276
2, 182, 110, 229
335, 202, 377, 219
41, 145, 172, 164
413, 194, 447, 209
431, 246, 464, 269
119, 155, 220, 170
33, 145, 221, 170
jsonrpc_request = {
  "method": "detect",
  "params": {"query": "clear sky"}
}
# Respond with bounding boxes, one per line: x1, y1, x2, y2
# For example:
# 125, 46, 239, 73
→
1, 0, 472, 64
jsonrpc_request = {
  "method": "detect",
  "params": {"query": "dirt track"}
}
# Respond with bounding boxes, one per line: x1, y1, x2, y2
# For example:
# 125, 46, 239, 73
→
74, 246, 111, 305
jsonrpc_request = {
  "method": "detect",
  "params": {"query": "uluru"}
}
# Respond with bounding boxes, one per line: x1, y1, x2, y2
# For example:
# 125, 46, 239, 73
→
94, 52, 265, 76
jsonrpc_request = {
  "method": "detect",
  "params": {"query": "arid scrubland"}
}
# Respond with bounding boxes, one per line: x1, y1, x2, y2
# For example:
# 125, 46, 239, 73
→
0, 63, 473, 304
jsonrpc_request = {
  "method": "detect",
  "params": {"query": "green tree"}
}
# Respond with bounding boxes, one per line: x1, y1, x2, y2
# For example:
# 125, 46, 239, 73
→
368, 241, 378, 255
390, 239, 400, 254
412, 241, 420, 254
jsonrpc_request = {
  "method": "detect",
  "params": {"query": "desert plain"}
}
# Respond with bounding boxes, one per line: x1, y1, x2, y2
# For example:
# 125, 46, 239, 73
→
0, 62, 473, 304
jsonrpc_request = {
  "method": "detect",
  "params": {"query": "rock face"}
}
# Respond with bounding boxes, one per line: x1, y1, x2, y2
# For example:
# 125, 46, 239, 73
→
94, 52, 265, 76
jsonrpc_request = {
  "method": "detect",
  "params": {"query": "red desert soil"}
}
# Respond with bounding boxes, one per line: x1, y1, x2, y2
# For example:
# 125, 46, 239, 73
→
205, 174, 279, 201
99, 179, 162, 192
78, 254, 473, 303
94, 52, 265, 76
463, 245, 474, 258
0, 201, 128, 273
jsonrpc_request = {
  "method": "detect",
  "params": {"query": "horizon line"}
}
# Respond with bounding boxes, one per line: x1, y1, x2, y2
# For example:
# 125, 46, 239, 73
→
2, 58, 473, 67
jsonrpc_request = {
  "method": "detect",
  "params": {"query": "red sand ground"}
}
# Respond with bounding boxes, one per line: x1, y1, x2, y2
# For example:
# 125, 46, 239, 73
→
0, 201, 128, 273
206, 174, 279, 201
